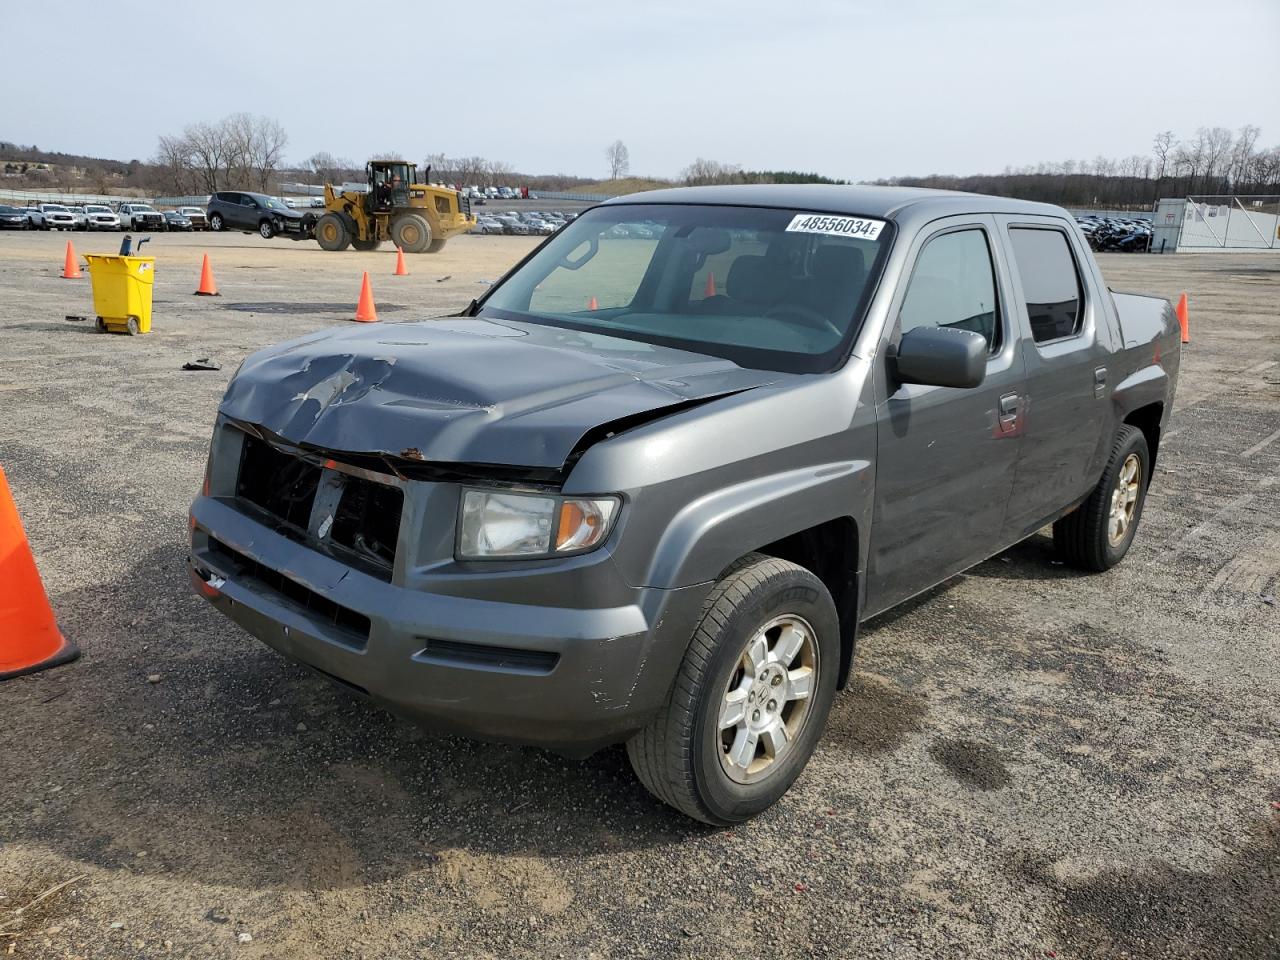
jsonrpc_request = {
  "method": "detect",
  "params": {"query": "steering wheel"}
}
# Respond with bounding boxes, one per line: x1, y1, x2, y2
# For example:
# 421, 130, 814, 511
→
764, 303, 842, 338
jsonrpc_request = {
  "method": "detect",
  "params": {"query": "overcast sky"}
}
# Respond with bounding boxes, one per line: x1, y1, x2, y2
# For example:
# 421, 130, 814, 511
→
5, 0, 1278, 181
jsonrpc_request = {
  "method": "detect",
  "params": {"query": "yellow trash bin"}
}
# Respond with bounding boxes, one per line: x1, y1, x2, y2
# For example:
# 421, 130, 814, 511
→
83, 254, 155, 335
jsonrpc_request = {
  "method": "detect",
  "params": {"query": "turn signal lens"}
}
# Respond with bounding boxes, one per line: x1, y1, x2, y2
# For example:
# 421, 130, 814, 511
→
555, 498, 618, 552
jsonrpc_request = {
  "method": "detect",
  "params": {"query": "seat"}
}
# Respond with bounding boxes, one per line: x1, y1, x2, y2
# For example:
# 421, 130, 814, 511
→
693, 255, 781, 315
800, 245, 867, 314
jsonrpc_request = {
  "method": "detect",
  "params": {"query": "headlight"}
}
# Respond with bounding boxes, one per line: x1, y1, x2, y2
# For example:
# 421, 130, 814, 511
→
458, 489, 619, 559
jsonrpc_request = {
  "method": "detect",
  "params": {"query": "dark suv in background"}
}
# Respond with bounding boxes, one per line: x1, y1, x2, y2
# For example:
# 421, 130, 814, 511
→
206, 191, 315, 239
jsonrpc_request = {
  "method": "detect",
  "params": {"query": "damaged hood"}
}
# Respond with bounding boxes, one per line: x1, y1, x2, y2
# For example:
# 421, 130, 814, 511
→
219, 316, 783, 470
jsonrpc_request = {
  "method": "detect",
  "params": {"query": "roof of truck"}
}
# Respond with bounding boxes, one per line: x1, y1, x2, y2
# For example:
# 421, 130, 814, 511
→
602, 183, 1069, 221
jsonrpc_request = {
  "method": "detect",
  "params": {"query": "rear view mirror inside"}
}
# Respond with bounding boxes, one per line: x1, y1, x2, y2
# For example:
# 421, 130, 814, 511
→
559, 237, 598, 270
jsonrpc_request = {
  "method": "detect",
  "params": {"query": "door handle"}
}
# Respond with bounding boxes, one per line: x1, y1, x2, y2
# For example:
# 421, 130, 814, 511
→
998, 392, 1019, 433
1094, 366, 1108, 399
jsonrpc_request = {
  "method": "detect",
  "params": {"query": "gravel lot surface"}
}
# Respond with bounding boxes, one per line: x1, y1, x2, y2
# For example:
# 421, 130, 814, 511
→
0, 229, 1276, 959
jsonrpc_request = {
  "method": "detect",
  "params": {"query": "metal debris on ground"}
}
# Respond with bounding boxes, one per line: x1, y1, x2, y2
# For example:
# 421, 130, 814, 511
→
182, 358, 222, 371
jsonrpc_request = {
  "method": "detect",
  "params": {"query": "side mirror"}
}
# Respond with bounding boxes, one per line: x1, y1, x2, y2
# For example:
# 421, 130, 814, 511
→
892, 326, 987, 389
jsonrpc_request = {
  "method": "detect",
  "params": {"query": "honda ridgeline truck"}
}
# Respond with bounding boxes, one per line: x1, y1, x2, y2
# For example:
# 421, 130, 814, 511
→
190, 185, 1180, 824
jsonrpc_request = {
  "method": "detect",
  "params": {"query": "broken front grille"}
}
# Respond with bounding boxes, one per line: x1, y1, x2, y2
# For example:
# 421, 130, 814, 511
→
207, 537, 371, 647
235, 432, 404, 581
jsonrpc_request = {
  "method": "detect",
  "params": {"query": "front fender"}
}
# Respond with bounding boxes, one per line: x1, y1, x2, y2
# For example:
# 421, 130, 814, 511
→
640, 459, 872, 589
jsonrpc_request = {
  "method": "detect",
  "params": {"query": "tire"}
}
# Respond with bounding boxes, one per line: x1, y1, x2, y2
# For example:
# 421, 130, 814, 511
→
351, 237, 381, 252
95, 317, 106, 333
427, 238, 447, 253
258, 219, 275, 240
209, 212, 224, 232
626, 554, 840, 825
125, 316, 139, 336
390, 214, 432, 253
1053, 425, 1149, 572
314, 213, 351, 251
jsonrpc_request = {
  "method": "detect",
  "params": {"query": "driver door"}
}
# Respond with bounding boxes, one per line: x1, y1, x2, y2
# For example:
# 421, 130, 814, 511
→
864, 216, 1026, 616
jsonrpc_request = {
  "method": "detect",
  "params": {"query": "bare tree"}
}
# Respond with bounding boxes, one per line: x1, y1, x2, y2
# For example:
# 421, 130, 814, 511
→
249, 116, 288, 192
153, 134, 198, 195
184, 120, 229, 192
307, 151, 353, 185
605, 140, 630, 180
681, 158, 742, 186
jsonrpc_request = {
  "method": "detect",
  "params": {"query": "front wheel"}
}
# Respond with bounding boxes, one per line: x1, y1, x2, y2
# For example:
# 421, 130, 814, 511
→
258, 219, 275, 239
1053, 424, 1150, 571
626, 554, 840, 825
390, 214, 432, 253
351, 237, 381, 252
209, 213, 224, 232
314, 213, 351, 251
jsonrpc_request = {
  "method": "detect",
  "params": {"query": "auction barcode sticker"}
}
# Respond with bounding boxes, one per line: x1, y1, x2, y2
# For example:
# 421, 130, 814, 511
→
785, 213, 885, 240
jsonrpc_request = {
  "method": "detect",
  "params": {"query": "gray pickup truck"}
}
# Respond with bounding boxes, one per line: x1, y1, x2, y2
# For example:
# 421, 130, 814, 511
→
189, 185, 1179, 824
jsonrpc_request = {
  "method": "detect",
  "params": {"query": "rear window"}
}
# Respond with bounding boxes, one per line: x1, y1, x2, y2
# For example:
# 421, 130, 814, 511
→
1008, 228, 1083, 343
480, 203, 892, 373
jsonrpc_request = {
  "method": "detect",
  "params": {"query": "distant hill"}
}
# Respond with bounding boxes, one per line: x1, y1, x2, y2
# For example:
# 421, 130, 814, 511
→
564, 177, 674, 196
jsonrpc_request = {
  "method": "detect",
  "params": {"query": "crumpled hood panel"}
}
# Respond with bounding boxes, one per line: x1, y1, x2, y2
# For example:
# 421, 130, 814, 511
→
218, 317, 782, 469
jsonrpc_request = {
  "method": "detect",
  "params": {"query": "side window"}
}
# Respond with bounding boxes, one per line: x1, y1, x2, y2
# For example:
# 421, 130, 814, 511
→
1008, 228, 1083, 343
899, 229, 1000, 352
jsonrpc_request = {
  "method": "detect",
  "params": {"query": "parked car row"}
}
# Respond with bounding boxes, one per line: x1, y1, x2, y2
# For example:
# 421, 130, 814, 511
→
1075, 214, 1153, 253
470, 209, 579, 236
0, 200, 216, 232
462, 185, 523, 201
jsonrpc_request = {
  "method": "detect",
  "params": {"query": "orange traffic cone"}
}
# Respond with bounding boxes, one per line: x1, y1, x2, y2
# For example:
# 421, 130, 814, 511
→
355, 272, 378, 322
194, 254, 220, 296
704, 271, 716, 298
61, 240, 82, 279
587, 296, 598, 310
393, 247, 409, 276
1, 465, 79, 680
1175, 292, 1189, 344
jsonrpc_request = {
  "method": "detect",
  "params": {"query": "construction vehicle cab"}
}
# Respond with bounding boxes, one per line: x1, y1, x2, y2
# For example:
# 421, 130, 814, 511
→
315, 159, 474, 254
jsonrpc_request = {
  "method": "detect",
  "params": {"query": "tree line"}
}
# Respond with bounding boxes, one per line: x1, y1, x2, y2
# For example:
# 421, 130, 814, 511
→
874, 126, 1280, 209
7, 123, 1277, 207
153, 114, 289, 195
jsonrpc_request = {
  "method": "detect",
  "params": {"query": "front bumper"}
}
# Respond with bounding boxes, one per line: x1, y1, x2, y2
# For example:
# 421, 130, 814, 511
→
188, 437, 707, 754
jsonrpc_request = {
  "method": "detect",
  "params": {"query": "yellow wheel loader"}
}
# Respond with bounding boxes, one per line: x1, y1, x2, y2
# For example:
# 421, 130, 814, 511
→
314, 160, 475, 253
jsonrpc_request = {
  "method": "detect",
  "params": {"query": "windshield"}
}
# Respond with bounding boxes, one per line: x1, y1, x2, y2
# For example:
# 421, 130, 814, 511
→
85, 206, 110, 214
480, 203, 891, 373
45, 205, 69, 212
262, 197, 287, 210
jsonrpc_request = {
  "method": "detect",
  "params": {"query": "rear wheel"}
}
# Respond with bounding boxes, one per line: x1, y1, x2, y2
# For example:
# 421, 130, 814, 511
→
390, 214, 432, 253
314, 213, 351, 251
1053, 425, 1149, 571
209, 212, 224, 232
351, 237, 381, 252
626, 554, 840, 824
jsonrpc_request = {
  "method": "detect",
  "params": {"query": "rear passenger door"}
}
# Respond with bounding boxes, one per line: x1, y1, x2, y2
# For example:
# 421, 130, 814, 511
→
997, 217, 1113, 539
866, 216, 1025, 615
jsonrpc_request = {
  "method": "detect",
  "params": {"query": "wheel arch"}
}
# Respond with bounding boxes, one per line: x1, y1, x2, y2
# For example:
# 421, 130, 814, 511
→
753, 517, 860, 690
639, 463, 871, 689
1122, 401, 1164, 469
